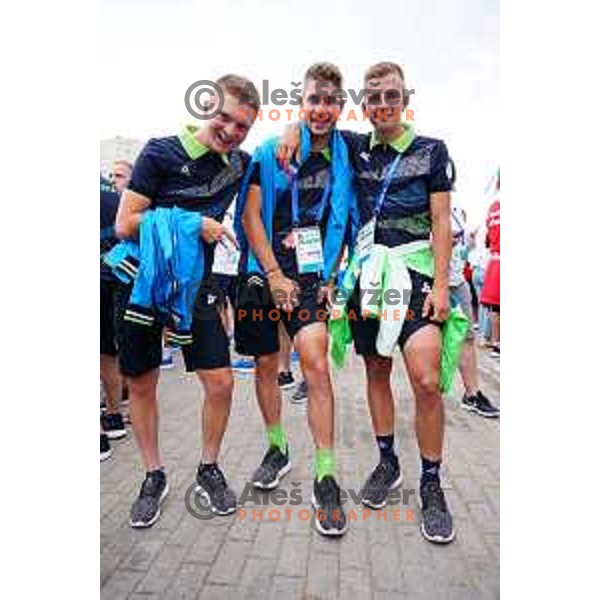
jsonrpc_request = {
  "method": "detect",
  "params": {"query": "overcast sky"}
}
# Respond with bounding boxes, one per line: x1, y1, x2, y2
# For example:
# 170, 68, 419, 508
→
101, 0, 499, 225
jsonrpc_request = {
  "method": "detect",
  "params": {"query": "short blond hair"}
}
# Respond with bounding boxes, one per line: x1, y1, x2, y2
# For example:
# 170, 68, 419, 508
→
217, 74, 261, 112
113, 159, 132, 171
304, 62, 343, 89
364, 61, 405, 84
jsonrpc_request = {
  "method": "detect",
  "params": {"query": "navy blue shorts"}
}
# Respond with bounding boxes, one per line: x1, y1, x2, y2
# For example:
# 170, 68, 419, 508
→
234, 273, 327, 357
348, 269, 440, 356
116, 282, 230, 377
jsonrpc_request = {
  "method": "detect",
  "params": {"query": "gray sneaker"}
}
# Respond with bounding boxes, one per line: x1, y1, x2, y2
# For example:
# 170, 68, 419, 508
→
419, 479, 455, 543
130, 470, 169, 528
361, 459, 403, 509
291, 380, 308, 403
251, 446, 291, 489
195, 464, 237, 516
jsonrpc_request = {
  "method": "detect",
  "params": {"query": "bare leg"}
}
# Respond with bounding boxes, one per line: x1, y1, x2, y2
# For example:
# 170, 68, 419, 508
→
402, 326, 444, 461
100, 354, 122, 414
294, 323, 334, 449
490, 311, 500, 347
255, 352, 283, 427
195, 367, 234, 464
128, 368, 161, 470
363, 355, 394, 435
458, 339, 479, 397
278, 323, 292, 373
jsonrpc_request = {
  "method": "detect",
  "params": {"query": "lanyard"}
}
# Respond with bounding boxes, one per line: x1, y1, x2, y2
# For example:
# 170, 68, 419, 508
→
291, 171, 332, 228
373, 154, 401, 220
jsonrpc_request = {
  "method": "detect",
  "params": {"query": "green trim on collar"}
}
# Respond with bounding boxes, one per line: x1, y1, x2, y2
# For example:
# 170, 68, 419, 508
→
178, 125, 229, 164
370, 123, 416, 153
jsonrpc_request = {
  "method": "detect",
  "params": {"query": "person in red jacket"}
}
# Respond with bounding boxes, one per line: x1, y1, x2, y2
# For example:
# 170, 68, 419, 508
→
480, 172, 500, 356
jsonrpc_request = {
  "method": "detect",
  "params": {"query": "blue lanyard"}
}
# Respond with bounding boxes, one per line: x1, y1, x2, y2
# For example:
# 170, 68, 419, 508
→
291, 170, 332, 228
373, 154, 402, 219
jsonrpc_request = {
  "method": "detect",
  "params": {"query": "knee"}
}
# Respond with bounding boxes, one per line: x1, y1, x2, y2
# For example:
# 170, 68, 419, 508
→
256, 354, 279, 384
205, 373, 234, 402
127, 372, 156, 398
302, 355, 329, 382
413, 372, 441, 408
365, 356, 392, 382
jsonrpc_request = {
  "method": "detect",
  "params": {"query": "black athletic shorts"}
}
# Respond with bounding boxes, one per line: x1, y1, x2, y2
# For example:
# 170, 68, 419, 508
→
234, 273, 327, 357
116, 281, 230, 378
348, 268, 441, 356
100, 279, 121, 356
208, 273, 237, 307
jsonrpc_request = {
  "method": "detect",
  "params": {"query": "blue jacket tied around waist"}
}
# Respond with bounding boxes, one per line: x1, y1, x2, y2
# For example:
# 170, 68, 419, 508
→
234, 126, 357, 282
104, 206, 204, 346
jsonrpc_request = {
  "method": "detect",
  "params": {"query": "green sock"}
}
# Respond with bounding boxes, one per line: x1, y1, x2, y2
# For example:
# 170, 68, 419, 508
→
315, 448, 335, 481
266, 423, 288, 453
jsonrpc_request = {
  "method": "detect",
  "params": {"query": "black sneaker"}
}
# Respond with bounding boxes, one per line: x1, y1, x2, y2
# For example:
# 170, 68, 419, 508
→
100, 433, 112, 462
195, 464, 237, 516
490, 345, 500, 358
361, 459, 403, 509
101, 413, 127, 440
291, 380, 308, 404
251, 446, 291, 490
278, 371, 295, 390
312, 476, 348, 537
419, 479, 455, 544
130, 470, 169, 528
463, 391, 500, 418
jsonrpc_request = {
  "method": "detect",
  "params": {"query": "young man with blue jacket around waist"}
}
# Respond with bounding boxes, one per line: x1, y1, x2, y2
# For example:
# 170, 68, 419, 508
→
115, 74, 258, 528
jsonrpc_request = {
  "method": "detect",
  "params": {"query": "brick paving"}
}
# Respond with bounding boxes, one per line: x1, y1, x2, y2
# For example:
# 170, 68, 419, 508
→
101, 346, 500, 599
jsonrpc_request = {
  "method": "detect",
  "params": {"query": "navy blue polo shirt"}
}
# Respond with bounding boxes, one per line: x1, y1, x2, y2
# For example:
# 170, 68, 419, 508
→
127, 125, 251, 220
100, 176, 120, 281
249, 149, 332, 275
341, 126, 452, 247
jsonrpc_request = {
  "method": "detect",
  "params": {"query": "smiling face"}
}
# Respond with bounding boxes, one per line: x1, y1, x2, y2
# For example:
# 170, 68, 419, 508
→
203, 93, 257, 154
301, 78, 343, 137
363, 71, 406, 136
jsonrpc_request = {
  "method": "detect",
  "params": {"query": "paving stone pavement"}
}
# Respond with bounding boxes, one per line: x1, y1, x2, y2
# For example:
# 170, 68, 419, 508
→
101, 345, 500, 599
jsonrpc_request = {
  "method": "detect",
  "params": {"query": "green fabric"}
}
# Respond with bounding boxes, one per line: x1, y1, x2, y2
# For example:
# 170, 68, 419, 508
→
178, 125, 229, 164
321, 147, 331, 162
328, 244, 467, 393
440, 309, 470, 393
266, 423, 287, 453
370, 123, 416, 153
403, 246, 434, 277
329, 251, 362, 367
315, 448, 335, 481
329, 306, 352, 369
